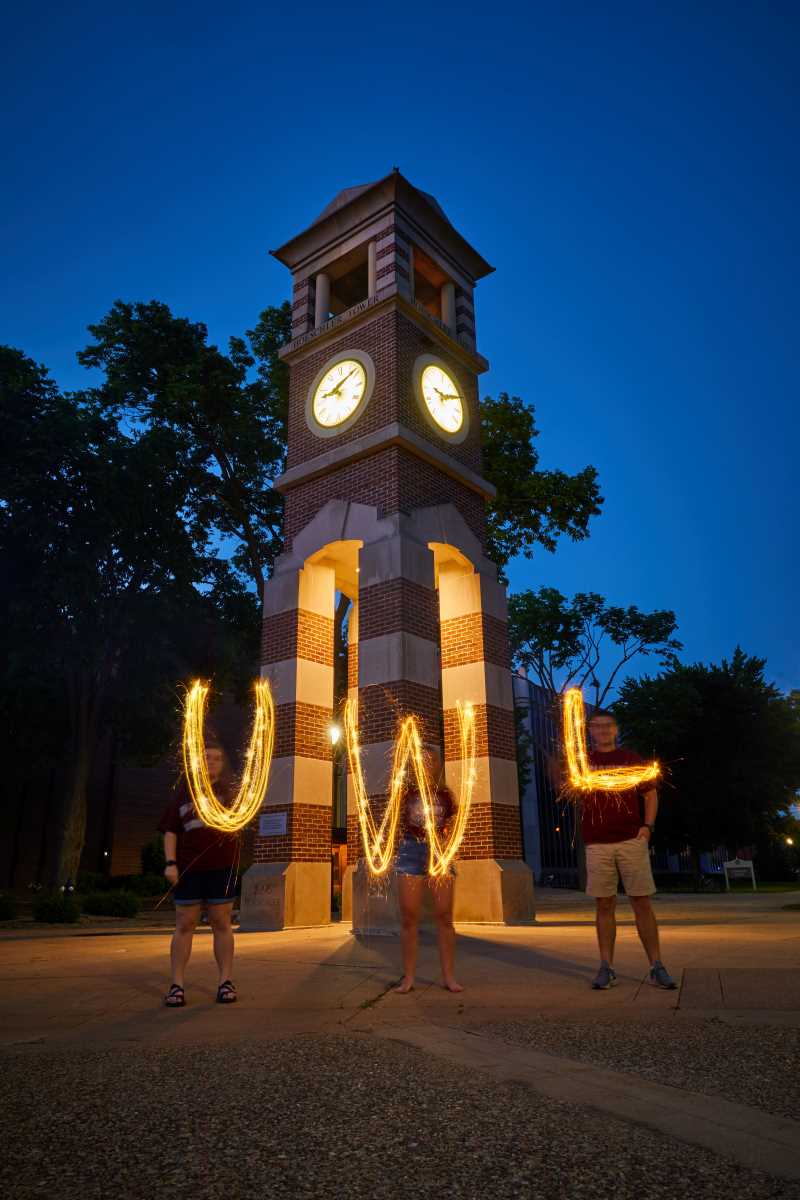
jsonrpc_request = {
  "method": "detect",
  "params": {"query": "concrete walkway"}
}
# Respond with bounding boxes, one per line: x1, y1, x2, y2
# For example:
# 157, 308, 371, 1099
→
2, 890, 799, 1196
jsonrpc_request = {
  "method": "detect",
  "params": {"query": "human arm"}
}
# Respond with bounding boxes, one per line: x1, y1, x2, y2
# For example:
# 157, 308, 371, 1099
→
164, 832, 179, 884
638, 789, 658, 841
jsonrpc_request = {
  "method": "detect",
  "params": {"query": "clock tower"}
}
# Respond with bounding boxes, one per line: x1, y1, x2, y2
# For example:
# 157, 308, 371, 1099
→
239, 170, 535, 930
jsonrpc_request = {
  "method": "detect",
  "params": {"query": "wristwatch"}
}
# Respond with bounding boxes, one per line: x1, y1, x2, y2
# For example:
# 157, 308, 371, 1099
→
645, 824, 655, 835
165, 859, 177, 868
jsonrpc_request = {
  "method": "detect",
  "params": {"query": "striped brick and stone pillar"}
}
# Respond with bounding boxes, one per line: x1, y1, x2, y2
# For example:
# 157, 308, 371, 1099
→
438, 564, 532, 922
347, 533, 442, 933
239, 559, 335, 929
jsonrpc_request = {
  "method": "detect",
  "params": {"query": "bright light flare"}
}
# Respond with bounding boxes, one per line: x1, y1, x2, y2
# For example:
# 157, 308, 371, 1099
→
562, 687, 660, 792
344, 698, 477, 877
182, 679, 275, 833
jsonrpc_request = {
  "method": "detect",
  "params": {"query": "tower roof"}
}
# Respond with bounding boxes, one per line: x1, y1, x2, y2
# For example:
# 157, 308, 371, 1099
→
310, 178, 451, 228
271, 169, 493, 282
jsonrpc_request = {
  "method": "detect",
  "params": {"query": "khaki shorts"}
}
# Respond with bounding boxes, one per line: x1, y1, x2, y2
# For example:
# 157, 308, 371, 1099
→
585, 837, 655, 898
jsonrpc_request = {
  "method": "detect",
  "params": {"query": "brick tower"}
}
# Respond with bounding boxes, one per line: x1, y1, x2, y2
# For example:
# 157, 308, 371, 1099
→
239, 170, 535, 930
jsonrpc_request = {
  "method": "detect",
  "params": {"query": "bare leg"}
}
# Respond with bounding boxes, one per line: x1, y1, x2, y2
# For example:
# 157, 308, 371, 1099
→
595, 895, 617, 964
171, 904, 201, 987
207, 901, 235, 985
431, 876, 462, 992
395, 875, 425, 992
629, 895, 661, 965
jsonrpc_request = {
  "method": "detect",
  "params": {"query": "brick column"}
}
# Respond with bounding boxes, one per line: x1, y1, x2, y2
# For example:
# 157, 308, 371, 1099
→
348, 534, 441, 932
438, 565, 534, 922
239, 560, 335, 929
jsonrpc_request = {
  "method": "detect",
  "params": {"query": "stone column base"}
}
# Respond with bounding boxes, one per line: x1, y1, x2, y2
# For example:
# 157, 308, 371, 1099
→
238, 862, 331, 931
453, 859, 535, 924
349, 861, 442, 936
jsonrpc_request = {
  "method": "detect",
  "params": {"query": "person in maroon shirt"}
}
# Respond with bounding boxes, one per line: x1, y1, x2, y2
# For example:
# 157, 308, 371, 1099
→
394, 750, 463, 995
583, 710, 677, 991
158, 743, 240, 1007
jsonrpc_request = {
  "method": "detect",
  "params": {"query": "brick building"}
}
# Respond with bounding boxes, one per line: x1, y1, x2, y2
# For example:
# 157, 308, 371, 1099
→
240, 171, 534, 930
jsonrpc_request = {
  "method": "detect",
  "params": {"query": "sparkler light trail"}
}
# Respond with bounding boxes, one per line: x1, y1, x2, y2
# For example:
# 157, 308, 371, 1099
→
343, 698, 477, 877
182, 679, 275, 833
562, 687, 660, 792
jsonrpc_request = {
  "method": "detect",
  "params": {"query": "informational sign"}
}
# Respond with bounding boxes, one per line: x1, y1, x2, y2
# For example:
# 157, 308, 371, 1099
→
259, 811, 287, 837
723, 858, 756, 891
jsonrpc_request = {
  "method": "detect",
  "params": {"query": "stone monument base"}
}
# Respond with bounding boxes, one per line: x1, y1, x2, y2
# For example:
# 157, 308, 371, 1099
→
346, 857, 534, 932
238, 861, 331, 931
453, 859, 535, 924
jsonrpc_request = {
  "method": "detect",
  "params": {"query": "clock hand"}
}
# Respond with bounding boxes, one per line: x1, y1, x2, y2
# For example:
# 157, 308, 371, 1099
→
322, 367, 358, 398
433, 387, 461, 401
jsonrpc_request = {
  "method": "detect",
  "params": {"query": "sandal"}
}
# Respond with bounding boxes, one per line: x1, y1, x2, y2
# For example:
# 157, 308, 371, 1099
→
165, 984, 185, 1007
216, 980, 237, 1004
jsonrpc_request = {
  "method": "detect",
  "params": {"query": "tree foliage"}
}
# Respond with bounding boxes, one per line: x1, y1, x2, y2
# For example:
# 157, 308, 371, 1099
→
480, 393, 602, 572
78, 299, 292, 592
614, 649, 800, 858
508, 586, 682, 705
0, 346, 258, 883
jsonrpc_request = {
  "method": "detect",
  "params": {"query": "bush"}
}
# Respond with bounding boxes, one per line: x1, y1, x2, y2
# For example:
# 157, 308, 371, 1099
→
33, 892, 81, 923
82, 891, 140, 918
0, 894, 18, 920
141, 835, 166, 876
77, 870, 109, 893
126, 874, 166, 896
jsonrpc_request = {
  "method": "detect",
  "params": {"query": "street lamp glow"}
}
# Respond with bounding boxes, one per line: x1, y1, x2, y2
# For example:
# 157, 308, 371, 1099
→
786, 837, 795, 846
329, 725, 342, 746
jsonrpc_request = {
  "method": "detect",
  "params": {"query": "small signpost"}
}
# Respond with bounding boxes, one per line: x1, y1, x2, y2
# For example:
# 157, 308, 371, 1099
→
723, 858, 756, 891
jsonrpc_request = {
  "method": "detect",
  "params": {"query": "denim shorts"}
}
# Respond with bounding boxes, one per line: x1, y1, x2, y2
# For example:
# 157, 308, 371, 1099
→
395, 837, 455, 877
174, 868, 238, 906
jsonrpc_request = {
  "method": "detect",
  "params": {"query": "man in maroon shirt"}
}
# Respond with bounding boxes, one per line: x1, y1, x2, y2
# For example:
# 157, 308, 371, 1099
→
583, 710, 676, 991
158, 744, 240, 1007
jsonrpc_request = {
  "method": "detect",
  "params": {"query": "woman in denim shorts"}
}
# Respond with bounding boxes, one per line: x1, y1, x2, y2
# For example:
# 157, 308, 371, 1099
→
395, 755, 463, 994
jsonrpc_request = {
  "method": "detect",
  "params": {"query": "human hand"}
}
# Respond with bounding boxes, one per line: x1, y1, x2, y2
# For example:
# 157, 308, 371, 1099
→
637, 826, 651, 842
164, 864, 179, 886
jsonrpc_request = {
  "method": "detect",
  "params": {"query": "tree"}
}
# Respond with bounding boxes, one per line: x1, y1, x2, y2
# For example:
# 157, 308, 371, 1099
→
508, 586, 682, 706
78, 299, 292, 593
0, 346, 241, 882
614, 649, 800, 865
480, 393, 602, 573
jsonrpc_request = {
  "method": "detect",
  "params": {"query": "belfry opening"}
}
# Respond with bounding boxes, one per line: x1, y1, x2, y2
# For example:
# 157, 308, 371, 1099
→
239, 171, 534, 930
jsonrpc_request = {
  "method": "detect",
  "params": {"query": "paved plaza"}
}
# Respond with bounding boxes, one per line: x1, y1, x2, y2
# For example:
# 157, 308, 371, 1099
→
2, 889, 799, 1199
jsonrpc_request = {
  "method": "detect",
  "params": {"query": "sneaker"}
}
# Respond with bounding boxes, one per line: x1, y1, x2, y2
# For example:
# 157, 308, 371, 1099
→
649, 961, 678, 989
591, 963, 618, 990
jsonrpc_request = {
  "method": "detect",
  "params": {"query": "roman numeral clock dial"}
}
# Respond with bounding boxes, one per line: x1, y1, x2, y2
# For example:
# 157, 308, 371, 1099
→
414, 356, 468, 442
306, 351, 375, 438
313, 359, 366, 427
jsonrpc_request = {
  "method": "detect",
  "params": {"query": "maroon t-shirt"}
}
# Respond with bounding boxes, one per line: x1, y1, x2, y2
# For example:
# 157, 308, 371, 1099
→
402, 786, 456, 840
580, 748, 656, 845
158, 781, 239, 873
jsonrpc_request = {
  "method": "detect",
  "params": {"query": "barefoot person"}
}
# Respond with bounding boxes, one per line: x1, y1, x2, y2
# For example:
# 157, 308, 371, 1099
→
159, 742, 240, 1007
583, 710, 676, 991
395, 755, 463, 994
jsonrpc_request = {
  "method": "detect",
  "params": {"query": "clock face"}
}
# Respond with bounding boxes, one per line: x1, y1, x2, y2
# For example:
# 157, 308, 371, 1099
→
312, 358, 367, 429
420, 364, 464, 434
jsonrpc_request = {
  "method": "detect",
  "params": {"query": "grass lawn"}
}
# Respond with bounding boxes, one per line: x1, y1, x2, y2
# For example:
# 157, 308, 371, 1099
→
727, 880, 800, 893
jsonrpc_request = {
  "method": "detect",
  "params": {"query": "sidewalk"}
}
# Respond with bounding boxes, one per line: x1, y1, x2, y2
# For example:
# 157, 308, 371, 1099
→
2, 890, 799, 1198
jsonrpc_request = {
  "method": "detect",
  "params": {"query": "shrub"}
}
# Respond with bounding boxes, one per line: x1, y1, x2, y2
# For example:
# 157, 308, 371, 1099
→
126, 874, 166, 896
77, 871, 109, 893
141, 835, 166, 876
82, 890, 141, 918
0, 894, 18, 920
33, 892, 81, 923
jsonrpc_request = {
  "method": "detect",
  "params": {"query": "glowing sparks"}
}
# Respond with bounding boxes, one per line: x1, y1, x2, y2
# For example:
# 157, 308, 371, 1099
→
182, 679, 275, 833
344, 698, 477, 877
562, 687, 660, 792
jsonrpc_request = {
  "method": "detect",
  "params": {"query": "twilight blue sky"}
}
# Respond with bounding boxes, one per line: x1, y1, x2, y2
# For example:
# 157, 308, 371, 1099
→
2, 1, 797, 690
